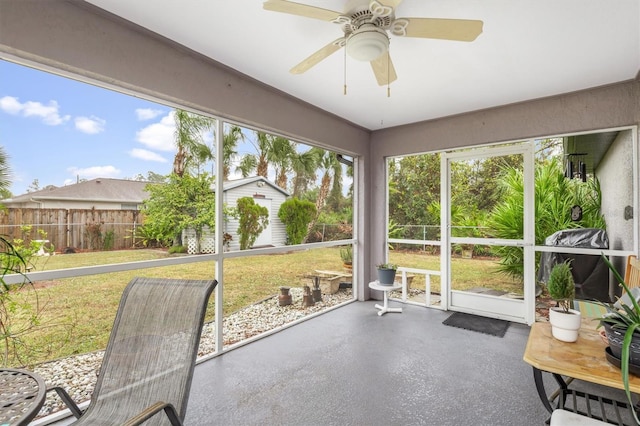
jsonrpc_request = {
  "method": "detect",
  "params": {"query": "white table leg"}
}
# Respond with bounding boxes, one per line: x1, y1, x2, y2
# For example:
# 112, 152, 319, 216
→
374, 288, 402, 316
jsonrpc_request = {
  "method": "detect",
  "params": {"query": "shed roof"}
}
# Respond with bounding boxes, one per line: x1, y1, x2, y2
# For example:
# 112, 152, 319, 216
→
221, 176, 290, 197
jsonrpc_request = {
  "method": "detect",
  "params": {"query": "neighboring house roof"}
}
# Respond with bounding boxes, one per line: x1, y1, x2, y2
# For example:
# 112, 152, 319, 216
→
221, 176, 290, 197
2, 178, 150, 205
1, 176, 289, 207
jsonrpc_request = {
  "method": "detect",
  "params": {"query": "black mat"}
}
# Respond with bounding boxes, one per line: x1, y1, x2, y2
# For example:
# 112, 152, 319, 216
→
442, 312, 510, 337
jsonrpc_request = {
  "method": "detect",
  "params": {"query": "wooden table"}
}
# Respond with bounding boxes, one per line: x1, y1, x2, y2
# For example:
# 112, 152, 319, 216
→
523, 322, 640, 421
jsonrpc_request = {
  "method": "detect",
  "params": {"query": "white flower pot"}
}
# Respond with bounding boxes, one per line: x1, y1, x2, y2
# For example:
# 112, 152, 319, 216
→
549, 307, 582, 342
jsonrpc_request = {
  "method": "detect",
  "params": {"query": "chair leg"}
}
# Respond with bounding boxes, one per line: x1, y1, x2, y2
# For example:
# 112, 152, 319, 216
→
46, 385, 83, 419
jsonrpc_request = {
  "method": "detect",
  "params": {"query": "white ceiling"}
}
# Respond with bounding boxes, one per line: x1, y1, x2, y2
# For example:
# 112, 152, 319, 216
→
86, 0, 640, 131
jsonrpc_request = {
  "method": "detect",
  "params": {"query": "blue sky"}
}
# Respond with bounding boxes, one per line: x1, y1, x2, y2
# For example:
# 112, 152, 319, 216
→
0, 59, 350, 198
0, 59, 186, 196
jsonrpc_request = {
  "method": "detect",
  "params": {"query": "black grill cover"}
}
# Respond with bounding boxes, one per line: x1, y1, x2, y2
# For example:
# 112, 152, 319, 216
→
537, 228, 610, 302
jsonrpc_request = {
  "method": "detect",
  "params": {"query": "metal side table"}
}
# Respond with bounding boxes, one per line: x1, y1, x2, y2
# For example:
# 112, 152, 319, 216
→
0, 368, 46, 426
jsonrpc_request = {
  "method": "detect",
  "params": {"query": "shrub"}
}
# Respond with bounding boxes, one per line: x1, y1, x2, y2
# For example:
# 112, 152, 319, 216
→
278, 198, 316, 245
236, 197, 269, 250
547, 261, 575, 312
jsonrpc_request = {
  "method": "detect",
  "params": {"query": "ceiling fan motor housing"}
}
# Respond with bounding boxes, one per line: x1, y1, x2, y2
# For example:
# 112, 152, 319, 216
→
346, 24, 389, 61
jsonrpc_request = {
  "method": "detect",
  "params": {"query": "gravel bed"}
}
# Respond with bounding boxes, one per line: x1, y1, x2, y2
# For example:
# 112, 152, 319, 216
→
33, 287, 353, 420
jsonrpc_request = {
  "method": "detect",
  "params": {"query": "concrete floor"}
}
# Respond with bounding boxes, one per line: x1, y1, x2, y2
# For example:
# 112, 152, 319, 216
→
48, 300, 632, 425
185, 301, 551, 426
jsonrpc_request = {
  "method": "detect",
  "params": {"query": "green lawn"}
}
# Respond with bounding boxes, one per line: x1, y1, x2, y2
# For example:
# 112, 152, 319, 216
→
6, 248, 519, 367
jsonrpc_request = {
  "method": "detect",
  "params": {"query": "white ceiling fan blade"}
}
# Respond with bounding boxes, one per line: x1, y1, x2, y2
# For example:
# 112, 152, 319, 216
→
393, 17, 483, 42
263, 0, 341, 21
290, 39, 344, 74
370, 52, 397, 86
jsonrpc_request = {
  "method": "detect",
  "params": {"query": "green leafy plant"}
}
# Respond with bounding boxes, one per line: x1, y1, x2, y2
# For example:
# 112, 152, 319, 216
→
0, 236, 45, 366
236, 197, 269, 250
10, 226, 54, 271
126, 224, 165, 248
142, 173, 217, 247
278, 198, 316, 245
596, 254, 640, 424
376, 263, 398, 270
546, 261, 575, 313
102, 230, 115, 251
340, 246, 352, 264
488, 158, 605, 280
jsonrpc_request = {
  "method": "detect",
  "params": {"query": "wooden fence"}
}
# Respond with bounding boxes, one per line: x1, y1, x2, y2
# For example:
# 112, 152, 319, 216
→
0, 208, 144, 252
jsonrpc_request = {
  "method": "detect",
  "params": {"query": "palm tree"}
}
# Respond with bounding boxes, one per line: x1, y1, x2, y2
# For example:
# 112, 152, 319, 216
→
269, 137, 296, 190
254, 131, 272, 178
172, 109, 215, 178
0, 146, 11, 200
304, 148, 341, 242
291, 149, 317, 197
236, 155, 257, 178
237, 131, 273, 179
222, 125, 244, 180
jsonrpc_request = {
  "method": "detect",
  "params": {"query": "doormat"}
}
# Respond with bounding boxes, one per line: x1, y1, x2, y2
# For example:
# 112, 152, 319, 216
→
442, 312, 510, 337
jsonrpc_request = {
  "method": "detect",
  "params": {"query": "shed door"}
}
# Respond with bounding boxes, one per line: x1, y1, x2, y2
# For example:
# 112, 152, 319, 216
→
253, 198, 273, 247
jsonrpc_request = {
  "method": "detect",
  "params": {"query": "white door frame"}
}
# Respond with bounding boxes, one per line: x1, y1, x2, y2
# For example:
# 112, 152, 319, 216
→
441, 142, 535, 324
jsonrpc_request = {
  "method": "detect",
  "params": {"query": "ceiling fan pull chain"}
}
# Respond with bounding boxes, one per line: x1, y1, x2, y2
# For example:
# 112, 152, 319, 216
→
387, 51, 391, 97
344, 46, 347, 95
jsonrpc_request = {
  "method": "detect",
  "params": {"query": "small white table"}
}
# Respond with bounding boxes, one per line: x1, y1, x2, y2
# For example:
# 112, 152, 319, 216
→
368, 281, 402, 316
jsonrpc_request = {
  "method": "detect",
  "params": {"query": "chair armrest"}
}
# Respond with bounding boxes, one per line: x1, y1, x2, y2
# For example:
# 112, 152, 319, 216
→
45, 385, 84, 419
123, 401, 182, 426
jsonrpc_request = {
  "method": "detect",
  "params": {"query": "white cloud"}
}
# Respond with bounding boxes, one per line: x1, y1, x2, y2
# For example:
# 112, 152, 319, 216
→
135, 111, 176, 152
0, 96, 22, 114
129, 148, 168, 162
75, 116, 106, 134
135, 108, 163, 121
0, 96, 70, 125
67, 165, 121, 180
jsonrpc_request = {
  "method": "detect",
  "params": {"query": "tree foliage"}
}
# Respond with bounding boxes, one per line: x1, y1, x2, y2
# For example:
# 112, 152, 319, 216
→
278, 198, 316, 245
236, 197, 269, 250
488, 157, 605, 280
172, 109, 215, 177
388, 154, 441, 227
142, 173, 216, 246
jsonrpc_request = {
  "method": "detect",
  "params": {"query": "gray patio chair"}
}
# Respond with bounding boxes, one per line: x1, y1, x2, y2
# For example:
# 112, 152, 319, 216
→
47, 277, 217, 425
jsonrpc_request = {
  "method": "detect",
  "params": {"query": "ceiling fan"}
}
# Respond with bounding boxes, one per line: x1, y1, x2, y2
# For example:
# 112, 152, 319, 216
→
263, 0, 483, 87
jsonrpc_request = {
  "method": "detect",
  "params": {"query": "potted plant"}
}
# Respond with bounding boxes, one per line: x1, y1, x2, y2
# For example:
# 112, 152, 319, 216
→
546, 261, 582, 342
376, 263, 398, 285
597, 254, 640, 423
340, 246, 353, 271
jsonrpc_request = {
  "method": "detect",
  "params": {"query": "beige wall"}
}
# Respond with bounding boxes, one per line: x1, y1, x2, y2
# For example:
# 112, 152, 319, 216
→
1, 0, 638, 299
599, 130, 635, 252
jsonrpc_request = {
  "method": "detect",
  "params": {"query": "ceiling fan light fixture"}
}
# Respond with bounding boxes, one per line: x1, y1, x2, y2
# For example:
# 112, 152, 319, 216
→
346, 24, 389, 61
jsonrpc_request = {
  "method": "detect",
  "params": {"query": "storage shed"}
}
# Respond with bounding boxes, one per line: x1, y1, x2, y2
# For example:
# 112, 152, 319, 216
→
222, 176, 289, 251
